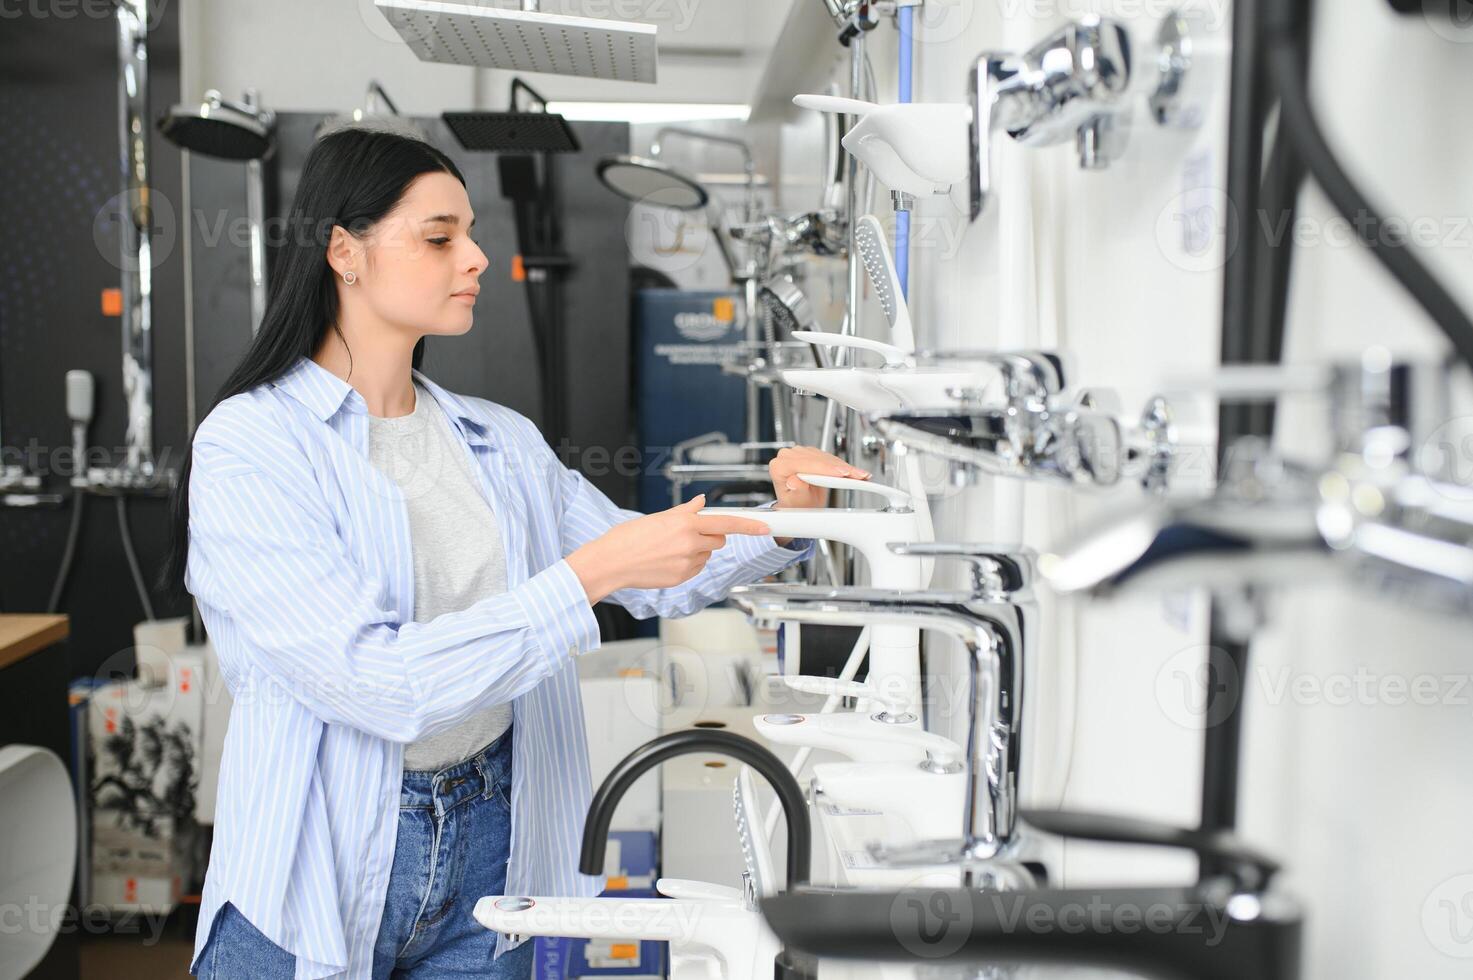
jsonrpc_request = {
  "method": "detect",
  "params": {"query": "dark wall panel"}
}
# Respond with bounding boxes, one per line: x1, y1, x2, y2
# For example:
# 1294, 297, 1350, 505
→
0, 3, 188, 682
189, 113, 633, 504
1, 6, 633, 682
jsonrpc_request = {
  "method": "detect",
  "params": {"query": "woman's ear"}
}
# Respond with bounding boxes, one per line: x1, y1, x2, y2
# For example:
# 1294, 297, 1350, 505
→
325, 224, 359, 279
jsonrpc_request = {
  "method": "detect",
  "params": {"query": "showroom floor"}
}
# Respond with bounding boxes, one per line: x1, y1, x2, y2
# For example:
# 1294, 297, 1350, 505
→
82, 930, 196, 978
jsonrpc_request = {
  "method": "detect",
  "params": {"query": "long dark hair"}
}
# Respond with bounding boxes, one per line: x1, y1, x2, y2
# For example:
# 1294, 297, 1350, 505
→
158, 127, 466, 605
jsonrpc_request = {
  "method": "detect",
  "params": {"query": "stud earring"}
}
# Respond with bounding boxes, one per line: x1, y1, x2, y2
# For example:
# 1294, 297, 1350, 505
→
343, 270, 357, 285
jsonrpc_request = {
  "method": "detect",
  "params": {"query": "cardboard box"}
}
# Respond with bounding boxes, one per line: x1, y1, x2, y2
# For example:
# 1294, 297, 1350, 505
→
534, 933, 664, 980
578, 641, 664, 832
85, 649, 205, 913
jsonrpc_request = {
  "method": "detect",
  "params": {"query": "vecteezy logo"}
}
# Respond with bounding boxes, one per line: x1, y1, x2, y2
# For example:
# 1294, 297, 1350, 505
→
913, 0, 974, 45
1155, 149, 1239, 274
1423, 1, 1473, 44
1423, 874, 1473, 958
625, 206, 711, 275
1156, 185, 1239, 273
888, 886, 972, 958
1156, 644, 1241, 730
1419, 416, 1473, 503
92, 188, 177, 273
618, 643, 710, 731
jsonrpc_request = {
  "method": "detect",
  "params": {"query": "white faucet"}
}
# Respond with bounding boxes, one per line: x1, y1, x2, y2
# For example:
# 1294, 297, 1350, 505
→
473, 888, 778, 980
768, 676, 968, 855
785, 331, 1013, 416
793, 94, 972, 212
476, 767, 783, 980
702, 472, 932, 717
702, 472, 967, 888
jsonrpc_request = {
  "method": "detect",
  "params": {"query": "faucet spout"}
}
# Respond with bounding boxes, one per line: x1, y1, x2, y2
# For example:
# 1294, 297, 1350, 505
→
580, 729, 812, 888
875, 404, 1125, 487
729, 584, 1034, 869
1040, 492, 1330, 599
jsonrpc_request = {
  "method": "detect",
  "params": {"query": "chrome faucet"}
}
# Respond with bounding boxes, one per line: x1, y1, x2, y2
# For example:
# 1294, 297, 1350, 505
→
871, 349, 1175, 491
968, 10, 1212, 220
1041, 441, 1328, 606
969, 17, 1134, 219
1042, 356, 1473, 619
729, 543, 1038, 887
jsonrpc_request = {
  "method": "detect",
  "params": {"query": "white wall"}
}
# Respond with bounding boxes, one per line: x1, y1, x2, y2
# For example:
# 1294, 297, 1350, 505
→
769, 1, 1473, 977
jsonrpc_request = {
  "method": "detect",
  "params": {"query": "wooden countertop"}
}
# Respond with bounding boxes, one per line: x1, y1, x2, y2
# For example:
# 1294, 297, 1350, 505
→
0, 614, 70, 672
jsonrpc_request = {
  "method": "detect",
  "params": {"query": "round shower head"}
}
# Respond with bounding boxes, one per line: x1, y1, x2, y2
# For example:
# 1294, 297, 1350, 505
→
314, 112, 428, 142
158, 90, 274, 161
314, 81, 427, 143
595, 155, 709, 211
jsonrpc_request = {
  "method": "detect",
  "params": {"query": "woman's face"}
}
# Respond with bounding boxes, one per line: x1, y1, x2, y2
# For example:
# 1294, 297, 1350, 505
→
337, 171, 489, 339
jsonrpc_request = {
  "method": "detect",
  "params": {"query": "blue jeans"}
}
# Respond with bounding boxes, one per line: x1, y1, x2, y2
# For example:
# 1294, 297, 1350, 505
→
195, 726, 532, 979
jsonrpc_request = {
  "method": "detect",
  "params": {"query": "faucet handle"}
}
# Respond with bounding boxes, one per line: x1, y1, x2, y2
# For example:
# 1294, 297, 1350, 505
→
968, 52, 1015, 221
793, 93, 878, 116
970, 17, 1139, 221
1163, 364, 1333, 401
779, 676, 908, 714
887, 542, 1035, 594
914, 349, 1068, 401
791, 330, 913, 366
1022, 809, 1282, 893
655, 878, 743, 902
794, 472, 915, 510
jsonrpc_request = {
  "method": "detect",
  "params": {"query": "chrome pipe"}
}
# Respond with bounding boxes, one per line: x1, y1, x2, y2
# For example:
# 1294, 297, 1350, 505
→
115, 0, 157, 480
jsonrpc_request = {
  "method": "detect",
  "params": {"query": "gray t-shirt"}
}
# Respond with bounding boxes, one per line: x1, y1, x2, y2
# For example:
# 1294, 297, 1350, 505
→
367, 380, 513, 770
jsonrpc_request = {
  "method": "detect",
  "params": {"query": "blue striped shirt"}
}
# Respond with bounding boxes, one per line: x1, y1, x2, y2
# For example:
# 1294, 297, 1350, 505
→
184, 355, 811, 979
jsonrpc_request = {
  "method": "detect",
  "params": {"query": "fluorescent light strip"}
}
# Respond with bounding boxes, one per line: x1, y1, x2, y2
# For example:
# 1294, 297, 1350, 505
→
546, 101, 750, 123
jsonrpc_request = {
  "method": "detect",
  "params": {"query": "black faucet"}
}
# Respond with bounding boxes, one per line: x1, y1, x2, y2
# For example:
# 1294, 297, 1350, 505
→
758, 809, 1303, 980
579, 728, 816, 980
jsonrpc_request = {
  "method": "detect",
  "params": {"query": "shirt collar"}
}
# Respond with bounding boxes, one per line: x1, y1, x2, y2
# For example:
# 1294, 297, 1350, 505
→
272, 356, 494, 448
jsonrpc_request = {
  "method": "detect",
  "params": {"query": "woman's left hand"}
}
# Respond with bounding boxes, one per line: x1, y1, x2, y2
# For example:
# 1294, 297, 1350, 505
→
769, 446, 870, 510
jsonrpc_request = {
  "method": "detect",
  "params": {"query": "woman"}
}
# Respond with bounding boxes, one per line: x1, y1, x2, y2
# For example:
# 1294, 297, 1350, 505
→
159, 127, 863, 980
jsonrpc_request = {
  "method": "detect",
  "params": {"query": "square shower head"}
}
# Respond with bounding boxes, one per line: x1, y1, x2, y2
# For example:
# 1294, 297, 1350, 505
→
375, 0, 658, 84
442, 111, 581, 152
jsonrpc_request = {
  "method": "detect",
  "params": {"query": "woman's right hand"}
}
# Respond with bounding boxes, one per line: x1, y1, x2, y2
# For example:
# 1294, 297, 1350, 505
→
566, 495, 771, 605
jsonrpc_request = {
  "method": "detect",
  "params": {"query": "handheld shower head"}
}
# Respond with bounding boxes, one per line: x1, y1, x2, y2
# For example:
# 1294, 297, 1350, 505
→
733, 766, 777, 897
855, 215, 914, 351
66, 371, 95, 426
66, 370, 95, 488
